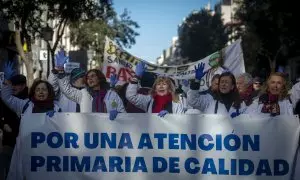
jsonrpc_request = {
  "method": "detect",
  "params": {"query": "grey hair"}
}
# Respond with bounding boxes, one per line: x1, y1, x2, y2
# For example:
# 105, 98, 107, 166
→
237, 73, 253, 86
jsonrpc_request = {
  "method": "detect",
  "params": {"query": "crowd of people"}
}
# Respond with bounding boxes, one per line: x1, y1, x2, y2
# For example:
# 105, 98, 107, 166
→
0, 50, 300, 179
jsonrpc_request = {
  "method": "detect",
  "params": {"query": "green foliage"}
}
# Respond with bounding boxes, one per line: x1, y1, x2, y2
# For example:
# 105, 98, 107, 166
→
235, 0, 300, 71
69, 8, 139, 55
178, 9, 228, 62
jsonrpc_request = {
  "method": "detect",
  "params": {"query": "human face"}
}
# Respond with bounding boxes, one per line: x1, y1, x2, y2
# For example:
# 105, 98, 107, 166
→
268, 75, 284, 95
34, 83, 49, 101
236, 76, 248, 93
155, 80, 169, 96
253, 82, 261, 91
72, 77, 85, 88
12, 84, 26, 95
86, 72, 100, 88
211, 78, 219, 92
219, 76, 234, 94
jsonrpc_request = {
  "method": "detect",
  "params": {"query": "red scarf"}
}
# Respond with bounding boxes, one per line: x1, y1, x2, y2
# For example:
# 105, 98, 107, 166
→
261, 93, 280, 115
152, 93, 172, 113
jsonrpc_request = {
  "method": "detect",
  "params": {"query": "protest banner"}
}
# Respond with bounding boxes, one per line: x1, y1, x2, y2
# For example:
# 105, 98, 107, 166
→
7, 114, 300, 180
103, 37, 245, 91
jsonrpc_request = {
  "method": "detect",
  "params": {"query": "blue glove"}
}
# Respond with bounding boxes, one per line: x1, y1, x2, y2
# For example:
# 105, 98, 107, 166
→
55, 49, 69, 69
46, 110, 56, 118
230, 112, 240, 118
158, 110, 168, 117
3, 61, 17, 80
110, 74, 118, 88
135, 61, 146, 77
182, 79, 189, 87
194, 62, 206, 80
109, 110, 118, 120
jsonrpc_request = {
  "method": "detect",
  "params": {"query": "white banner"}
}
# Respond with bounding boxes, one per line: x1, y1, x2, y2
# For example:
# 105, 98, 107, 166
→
103, 37, 245, 91
8, 114, 300, 180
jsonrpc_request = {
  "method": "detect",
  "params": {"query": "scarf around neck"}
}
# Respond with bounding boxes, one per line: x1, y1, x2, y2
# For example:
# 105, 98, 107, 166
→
260, 93, 280, 115
152, 93, 172, 113
219, 92, 235, 112
92, 89, 107, 113
31, 97, 54, 113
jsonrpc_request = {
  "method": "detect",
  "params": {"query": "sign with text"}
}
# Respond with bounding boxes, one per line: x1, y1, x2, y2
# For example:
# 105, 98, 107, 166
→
39, 50, 48, 61
7, 114, 300, 180
103, 37, 245, 91
64, 62, 80, 73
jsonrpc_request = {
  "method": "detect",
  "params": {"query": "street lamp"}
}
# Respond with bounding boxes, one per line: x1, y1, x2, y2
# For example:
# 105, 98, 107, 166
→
42, 25, 54, 41
42, 25, 54, 77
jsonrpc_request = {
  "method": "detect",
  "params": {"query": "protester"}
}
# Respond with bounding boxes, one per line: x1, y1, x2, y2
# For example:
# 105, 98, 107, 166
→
247, 72, 300, 116
236, 73, 256, 106
199, 74, 220, 99
49, 67, 85, 112
54, 67, 125, 120
115, 72, 157, 113
188, 63, 246, 117
1, 62, 60, 117
253, 77, 263, 91
0, 74, 28, 179
126, 62, 186, 117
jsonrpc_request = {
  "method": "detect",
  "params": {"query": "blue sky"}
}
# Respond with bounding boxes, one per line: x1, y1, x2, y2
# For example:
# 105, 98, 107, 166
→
113, 0, 217, 63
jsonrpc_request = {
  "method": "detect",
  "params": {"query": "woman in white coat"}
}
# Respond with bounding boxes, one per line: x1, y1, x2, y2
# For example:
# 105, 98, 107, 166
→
53, 68, 125, 120
187, 63, 246, 117
126, 62, 186, 117
246, 72, 300, 116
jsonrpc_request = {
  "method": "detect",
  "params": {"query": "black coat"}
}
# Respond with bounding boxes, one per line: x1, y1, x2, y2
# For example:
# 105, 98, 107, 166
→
0, 87, 28, 147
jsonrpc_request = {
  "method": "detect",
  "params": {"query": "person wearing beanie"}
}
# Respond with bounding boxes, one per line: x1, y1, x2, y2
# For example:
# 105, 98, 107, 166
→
0, 74, 28, 179
48, 67, 86, 112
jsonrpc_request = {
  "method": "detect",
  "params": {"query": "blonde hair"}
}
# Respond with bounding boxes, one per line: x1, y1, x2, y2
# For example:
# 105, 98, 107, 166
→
261, 72, 289, 100
150, 76, 179, 102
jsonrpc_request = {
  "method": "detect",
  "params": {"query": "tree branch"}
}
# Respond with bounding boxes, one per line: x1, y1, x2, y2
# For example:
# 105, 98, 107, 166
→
53, 18, 68, 51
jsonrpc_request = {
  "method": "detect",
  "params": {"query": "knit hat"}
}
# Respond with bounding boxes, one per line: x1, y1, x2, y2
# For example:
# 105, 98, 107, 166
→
140, 72, 157, 88
253, 77, 262, 84
10, 74, 27, 85
70, 68, 85, 83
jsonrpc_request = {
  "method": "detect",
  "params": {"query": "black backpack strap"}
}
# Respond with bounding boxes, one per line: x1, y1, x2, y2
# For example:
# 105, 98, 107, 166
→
22, 100, 31, 114
288, 96, 292, 104
236, 108, 240, 114
146, 99, 153, 112
214, 100, 219, 114
164, 101, 173, 113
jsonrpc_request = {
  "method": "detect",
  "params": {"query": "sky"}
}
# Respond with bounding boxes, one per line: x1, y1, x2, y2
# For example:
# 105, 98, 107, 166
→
113, 0, 217, 63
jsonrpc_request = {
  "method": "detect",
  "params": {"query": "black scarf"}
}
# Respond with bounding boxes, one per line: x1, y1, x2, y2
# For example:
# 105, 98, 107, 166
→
31, 97, 54, 113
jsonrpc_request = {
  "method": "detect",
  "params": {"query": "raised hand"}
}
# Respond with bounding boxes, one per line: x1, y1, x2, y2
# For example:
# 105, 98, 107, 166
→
3, 61, 17, 80
194, 62, 206, 80
109, 110, 118, 120
46, 110, 56, 118
55, 49, 69, 70
110, 74, 118, 88
158, 110, 168, 117
135, 61, 146, 77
